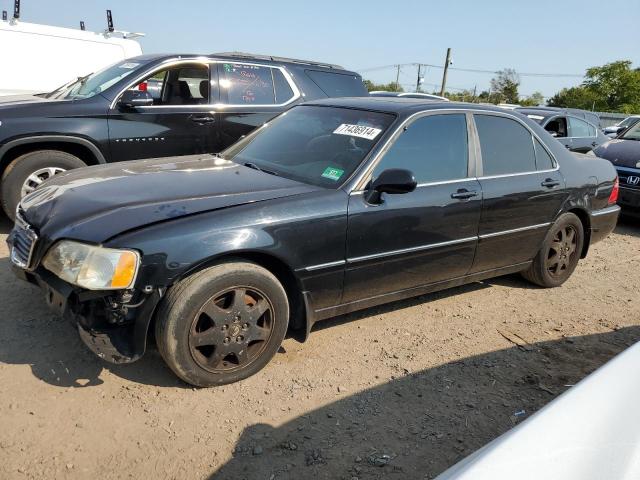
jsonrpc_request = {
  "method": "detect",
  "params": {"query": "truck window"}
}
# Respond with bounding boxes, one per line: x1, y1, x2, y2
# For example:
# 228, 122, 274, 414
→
129, 64, 210, 105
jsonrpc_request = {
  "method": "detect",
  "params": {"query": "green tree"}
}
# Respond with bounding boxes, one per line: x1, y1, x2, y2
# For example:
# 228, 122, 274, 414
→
490, 68, 520, 104
519, 91, 544, 107
548, 60, 640, 113
363, 80, 403, 93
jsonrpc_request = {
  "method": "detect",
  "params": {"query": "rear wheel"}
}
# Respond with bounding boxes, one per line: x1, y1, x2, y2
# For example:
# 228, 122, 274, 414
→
521, 212, 584, 288
155, 261, 289, 387
1, 150, 86, 219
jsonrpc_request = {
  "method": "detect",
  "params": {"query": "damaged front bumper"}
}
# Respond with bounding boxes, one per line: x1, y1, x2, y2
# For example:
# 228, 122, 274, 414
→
11, 264, 163, 364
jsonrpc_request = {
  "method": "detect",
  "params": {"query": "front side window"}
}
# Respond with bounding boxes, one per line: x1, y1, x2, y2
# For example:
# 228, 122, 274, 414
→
219, 63, 276, 105
569, 117, 592, 138
619, 122, 640, 141
222, 106, 395, 187
126, 63, 210, 105
475, 115, 536, 176
544, 117, 568, 138
373, 114, 468, 183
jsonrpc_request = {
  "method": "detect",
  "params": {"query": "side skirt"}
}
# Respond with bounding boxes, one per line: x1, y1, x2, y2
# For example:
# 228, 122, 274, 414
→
309, 261, 532, 325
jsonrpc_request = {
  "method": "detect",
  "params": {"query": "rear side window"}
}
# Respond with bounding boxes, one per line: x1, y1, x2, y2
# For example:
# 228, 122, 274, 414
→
373, 114, 468, 183
475, 115, 536, 176
534, 138, 555, 170
569, 117, 592, 137
305, 70, 367, 97
273, 69, 295, 103
220, 63, 275, 105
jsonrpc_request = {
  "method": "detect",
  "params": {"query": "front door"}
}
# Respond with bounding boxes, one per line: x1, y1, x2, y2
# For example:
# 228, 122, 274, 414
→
342, 113, 482, 304
108, 62, 221, 161
470, 113, 567, 273
216, 62, 298, 150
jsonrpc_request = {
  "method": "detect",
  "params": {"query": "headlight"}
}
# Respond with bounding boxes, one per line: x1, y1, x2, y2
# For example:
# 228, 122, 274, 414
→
43, 240, 140, 290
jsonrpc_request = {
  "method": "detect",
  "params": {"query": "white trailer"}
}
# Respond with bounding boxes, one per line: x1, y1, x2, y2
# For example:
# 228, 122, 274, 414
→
0, 18, 143, 96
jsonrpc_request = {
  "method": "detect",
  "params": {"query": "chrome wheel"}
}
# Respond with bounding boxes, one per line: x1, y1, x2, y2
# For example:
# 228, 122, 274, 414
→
188, 286, 274, 373
20, 167, 66, 197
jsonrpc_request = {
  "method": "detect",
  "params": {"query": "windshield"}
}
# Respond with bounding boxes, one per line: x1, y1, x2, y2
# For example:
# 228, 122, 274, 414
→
620, 122, 640, 141
47, 60, 144, 100
222, 105, 396, 187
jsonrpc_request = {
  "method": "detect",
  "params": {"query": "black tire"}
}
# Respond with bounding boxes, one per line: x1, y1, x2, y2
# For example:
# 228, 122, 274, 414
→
1, 150, 86, 219
155, 261, 289, 387
521, 212, 584, 288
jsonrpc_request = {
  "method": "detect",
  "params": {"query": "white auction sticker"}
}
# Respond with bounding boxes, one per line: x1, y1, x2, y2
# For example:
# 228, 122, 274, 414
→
119, 62, 140, 69
333, 124, 382, 140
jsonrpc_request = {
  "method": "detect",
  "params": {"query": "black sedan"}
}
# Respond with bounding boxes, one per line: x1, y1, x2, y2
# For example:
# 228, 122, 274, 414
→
591, 121, 640, 213
8, 98, 620, 387
516, 107, 608, 153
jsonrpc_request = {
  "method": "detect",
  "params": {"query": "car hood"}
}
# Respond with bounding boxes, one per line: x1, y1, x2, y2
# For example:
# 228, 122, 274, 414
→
0, 93, 52, 108
20, 154, 321, 244
593, 139, 640, 169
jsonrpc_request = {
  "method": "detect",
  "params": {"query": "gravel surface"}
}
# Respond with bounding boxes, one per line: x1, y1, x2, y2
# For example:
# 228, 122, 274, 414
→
1, 216, 639, 479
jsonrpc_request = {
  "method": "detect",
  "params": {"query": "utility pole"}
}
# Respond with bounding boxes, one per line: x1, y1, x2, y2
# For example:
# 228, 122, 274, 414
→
473, 85, 477, 102
416, 64, 422, 93
439, 48, 452, 97
395, 65, 401, 91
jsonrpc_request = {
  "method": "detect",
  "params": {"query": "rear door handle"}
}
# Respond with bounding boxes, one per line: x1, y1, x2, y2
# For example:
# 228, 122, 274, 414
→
541, 178, 560, 188
451, 189, 478, 200
190, 114, 216, 124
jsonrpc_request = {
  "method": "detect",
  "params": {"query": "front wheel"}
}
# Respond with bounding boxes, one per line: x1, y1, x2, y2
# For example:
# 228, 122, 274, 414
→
1, 150, 86, 219
521, 212, 584, 288
155, 261, 289, 387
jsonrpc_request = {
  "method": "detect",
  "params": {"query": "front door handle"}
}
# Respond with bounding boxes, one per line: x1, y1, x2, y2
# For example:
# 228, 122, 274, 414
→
451, 189, 478, 200
189, 114, 216, 124
541, 178, 560, 188
591, 141, 598, 147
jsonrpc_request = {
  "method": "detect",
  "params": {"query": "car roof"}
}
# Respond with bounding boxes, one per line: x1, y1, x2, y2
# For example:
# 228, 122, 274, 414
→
138, 52, 357, 74
304, 96, 511, 116
515, 108, 556, 119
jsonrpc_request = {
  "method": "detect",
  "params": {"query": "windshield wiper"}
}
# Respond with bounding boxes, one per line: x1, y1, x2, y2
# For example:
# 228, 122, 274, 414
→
47, 72, 93, 99
243, 162, 279, 177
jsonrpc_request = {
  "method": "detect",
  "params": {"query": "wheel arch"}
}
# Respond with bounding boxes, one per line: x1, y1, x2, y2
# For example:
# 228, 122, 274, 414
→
167, 250, 308, 338
0, 135, 106, 179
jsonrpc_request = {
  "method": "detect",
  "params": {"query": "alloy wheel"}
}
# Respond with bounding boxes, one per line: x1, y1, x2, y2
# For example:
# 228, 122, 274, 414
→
546, 225, 578, 277
188, 286, 274, 373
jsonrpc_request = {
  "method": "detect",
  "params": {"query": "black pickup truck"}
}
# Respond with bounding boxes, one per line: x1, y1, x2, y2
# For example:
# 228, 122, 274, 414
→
0, 52, 367, 218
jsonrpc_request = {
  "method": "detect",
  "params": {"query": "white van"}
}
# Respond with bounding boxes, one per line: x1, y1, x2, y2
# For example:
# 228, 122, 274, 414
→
0, 19, 143, 96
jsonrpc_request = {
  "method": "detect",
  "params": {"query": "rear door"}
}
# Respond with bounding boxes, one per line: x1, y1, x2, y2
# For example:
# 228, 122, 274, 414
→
217, 62, 298, 150
568, 116, 600, 153
342, 113, 482, 303
470, 113, 566, 273
108, 62, 220, 161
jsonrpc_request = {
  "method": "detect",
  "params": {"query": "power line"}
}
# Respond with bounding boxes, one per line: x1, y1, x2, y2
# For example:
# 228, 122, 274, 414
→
357, 62, 584, 79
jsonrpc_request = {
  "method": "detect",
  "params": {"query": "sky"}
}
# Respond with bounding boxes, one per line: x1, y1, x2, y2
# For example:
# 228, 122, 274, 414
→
4, 0, 639, 100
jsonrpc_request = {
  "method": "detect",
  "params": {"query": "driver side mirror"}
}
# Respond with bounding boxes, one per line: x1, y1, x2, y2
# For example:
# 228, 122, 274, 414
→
366, 168, 417, 204
118, 90, 154, 109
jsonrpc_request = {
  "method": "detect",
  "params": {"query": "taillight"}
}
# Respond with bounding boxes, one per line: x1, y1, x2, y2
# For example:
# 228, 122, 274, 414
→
608, 176, 619, 204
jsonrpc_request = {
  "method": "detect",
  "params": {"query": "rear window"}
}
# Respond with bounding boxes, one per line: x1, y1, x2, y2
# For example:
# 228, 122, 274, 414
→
305, 70, 367, 97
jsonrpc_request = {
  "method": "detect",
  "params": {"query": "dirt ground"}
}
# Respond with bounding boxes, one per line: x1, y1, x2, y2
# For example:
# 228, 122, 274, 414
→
1, 215, 639, 480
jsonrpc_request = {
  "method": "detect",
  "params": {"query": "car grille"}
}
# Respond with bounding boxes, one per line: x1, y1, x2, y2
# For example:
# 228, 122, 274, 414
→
10, 210, 38, 270
617, 169, 640, 191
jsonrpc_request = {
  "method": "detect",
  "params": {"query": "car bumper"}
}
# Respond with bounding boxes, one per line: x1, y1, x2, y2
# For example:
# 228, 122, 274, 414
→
10, 263, 162, 364
589, 204, 620, 244
618, 187, 640, 214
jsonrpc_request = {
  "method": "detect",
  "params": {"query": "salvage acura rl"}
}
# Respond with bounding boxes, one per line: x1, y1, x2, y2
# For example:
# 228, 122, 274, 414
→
8, 98, 620, 386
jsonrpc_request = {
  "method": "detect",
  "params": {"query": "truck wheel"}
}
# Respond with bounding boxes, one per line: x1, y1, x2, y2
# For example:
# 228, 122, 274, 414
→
521, 212, 584, 288
1, 150, 86, 219
155, 261, 289, 387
